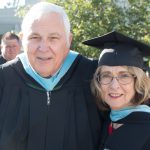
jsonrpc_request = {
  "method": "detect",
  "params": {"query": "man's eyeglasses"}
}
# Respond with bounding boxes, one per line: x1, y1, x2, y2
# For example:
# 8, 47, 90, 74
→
97, 73, 136, 85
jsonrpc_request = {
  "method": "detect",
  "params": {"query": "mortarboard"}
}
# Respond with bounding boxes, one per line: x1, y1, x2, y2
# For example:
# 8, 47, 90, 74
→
83, 31, 150, 71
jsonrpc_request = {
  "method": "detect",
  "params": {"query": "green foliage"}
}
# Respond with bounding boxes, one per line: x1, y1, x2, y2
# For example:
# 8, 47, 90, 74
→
16, 5, 31, 19
46, 0, 150, 58
17, 0, 150, 59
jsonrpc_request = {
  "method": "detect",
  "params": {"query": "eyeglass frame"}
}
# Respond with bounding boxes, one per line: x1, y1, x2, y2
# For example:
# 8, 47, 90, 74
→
96, 72, 136, 85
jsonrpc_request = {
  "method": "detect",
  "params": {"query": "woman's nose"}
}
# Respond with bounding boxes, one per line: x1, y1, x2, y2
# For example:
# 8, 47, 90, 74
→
110, 77, 120, 88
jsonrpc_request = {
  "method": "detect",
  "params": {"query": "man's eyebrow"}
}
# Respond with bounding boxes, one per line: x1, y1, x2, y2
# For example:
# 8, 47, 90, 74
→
48, 33, 61, 36
28, 32, 61, 37
30, 33, 40, 36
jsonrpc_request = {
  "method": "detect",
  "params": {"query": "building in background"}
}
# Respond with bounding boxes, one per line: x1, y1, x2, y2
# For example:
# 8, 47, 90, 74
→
0, 0, 40, 38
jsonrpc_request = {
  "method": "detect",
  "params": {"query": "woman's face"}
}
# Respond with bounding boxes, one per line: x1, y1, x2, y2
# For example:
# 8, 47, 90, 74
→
99, 66, 136, 110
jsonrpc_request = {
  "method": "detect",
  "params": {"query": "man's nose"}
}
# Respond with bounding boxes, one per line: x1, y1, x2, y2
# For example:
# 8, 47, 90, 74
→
8, 46, 15, 50
38, 40, 49, 51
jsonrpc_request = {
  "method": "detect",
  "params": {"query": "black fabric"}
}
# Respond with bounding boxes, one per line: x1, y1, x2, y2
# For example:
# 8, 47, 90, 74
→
0, 55, 102, 150
99, 112, 150, 150
0, 55, 7, 65
83, 31, 150, 70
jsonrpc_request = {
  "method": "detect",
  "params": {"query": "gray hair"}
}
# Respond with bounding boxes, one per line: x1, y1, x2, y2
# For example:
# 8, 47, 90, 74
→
21, 2, 71, 46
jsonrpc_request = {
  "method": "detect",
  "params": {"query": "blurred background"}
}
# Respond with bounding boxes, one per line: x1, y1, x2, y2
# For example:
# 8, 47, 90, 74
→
0, 0, 150, 59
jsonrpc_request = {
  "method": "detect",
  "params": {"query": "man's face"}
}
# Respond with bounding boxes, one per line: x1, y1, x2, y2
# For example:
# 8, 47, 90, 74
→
1, 39, 21, 61
22, 12, 72, 77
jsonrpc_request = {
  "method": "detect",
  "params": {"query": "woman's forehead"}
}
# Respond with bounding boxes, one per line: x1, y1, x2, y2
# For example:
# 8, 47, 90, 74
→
101, 66, 128, 73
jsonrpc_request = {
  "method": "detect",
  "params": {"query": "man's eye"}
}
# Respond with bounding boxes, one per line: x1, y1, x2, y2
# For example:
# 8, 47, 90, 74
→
50, 37, 59, 40
29, 36, 39, 40
31, 37, 39, 39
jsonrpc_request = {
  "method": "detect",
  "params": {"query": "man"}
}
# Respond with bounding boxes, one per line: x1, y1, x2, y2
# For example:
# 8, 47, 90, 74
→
0, 32, 21, 64
0, 2, 102, 150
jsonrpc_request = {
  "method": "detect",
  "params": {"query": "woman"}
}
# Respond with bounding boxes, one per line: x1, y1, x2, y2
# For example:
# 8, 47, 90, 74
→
83, 31, 150, 150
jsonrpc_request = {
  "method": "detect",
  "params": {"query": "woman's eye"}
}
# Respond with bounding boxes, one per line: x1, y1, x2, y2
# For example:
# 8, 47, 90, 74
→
119, 74, 134, 81
120, 74, 131, 78
101, 74, 112, 78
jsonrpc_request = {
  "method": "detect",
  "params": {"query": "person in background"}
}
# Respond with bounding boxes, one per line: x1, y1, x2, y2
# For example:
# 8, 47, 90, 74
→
0, 32, 21, 64
0, 2, 102, 150
83, 31, 150, 150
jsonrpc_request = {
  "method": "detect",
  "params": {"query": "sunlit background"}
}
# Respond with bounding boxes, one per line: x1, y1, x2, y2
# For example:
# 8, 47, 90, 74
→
0, 0, 24, 8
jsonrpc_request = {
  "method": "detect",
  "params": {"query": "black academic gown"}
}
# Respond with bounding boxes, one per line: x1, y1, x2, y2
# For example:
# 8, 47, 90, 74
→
0, 55, 102, 150
0, 55, 7, 65
99, 112, 150, 150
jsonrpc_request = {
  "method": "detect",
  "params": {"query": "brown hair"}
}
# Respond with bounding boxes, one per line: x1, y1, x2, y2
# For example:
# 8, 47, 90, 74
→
91, 66, 150, 111
1, 32, 20, 45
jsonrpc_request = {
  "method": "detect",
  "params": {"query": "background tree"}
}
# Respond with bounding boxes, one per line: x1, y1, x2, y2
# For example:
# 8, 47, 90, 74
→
17, 0, 150, 59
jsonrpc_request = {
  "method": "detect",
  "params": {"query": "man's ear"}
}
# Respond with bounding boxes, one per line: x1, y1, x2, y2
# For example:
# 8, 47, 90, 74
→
69, 33, 73, 42
68, 32, 73, 47
0, 44, 3, 54
0, 44, 3, 50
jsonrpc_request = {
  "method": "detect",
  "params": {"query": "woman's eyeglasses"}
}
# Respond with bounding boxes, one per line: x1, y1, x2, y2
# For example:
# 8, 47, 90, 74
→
97, 73, 136, 85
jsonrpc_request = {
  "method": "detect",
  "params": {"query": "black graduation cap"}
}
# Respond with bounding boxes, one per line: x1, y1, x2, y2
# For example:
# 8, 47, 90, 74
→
83, 31, 150, 71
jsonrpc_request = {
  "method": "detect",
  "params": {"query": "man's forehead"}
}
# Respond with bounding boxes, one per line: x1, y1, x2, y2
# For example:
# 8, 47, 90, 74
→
2, 39, 19, 45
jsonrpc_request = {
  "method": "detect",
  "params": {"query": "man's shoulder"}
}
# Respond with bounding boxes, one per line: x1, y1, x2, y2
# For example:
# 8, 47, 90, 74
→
0, 57, 21, 74
71, 55, 98, 77
77, 54, 98, 66
0, 55, 7, 65
79, 55, 98, 72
